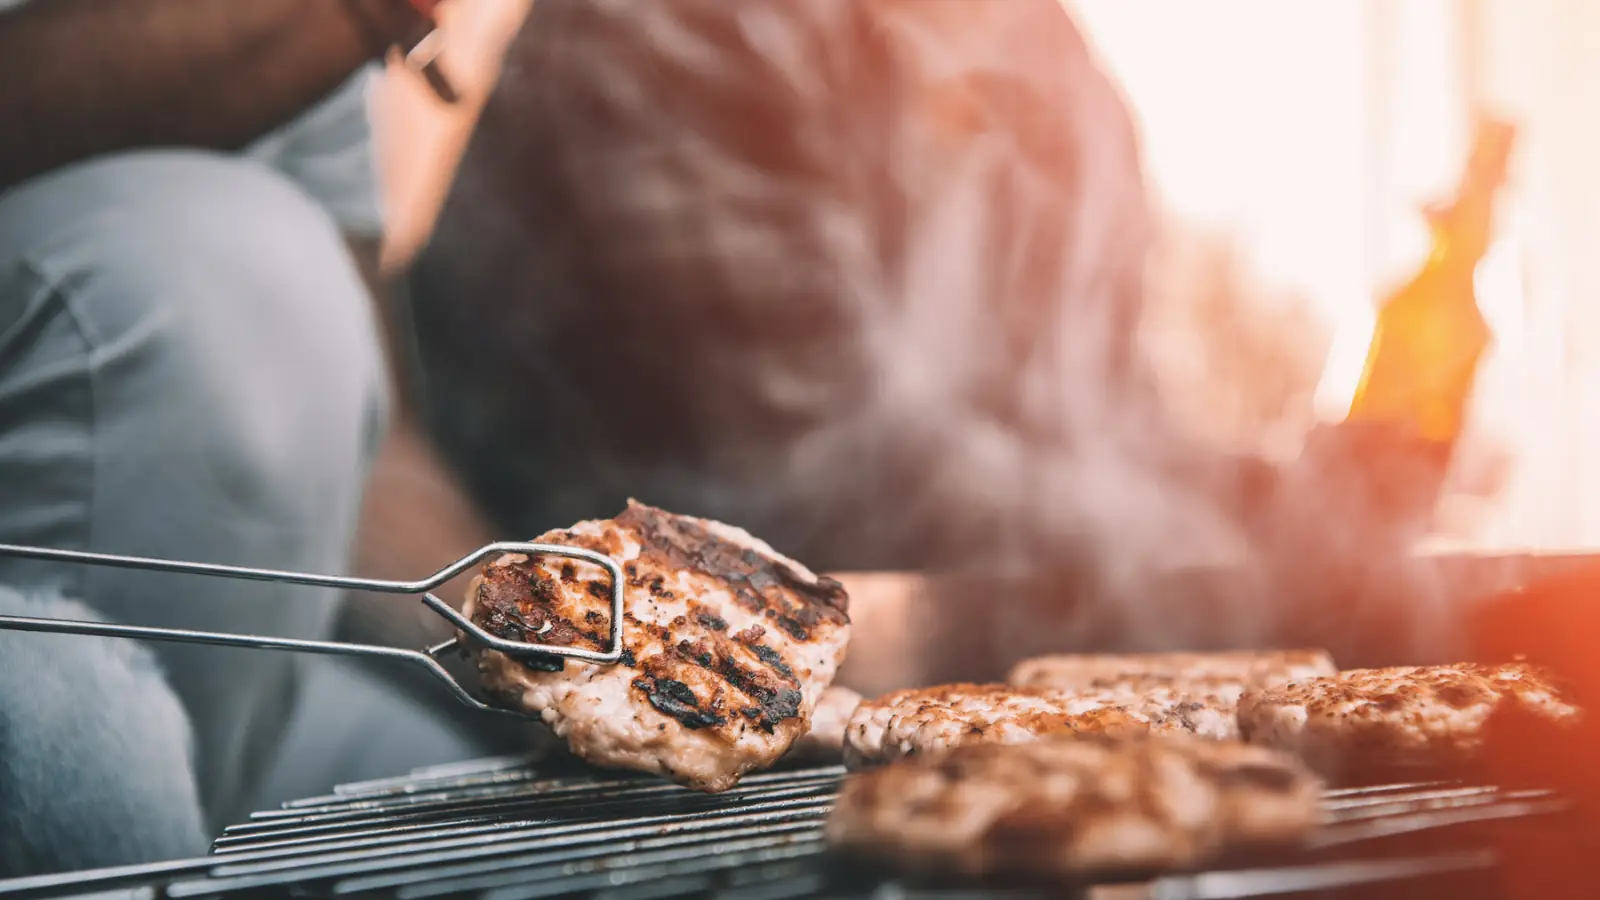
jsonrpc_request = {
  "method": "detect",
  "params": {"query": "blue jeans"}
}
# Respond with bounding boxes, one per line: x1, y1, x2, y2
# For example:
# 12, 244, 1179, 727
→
0, 151, 487, 876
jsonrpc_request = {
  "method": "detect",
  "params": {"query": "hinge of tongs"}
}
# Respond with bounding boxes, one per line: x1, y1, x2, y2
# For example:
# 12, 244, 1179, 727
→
0, 542, 623, 719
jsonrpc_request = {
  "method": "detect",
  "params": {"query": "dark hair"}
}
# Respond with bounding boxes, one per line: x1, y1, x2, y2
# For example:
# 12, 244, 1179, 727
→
410, 0, 1168, 572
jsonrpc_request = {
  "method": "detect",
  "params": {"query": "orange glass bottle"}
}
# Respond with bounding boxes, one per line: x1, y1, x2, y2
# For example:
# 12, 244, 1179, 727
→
1345, 118, 1517, 453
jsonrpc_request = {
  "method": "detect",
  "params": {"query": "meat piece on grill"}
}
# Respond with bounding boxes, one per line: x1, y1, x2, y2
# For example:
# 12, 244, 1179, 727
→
827, 732, 1321, 879
789, 685, 862, 763
1238, 662, 1580, 781
462, 501, 852, 792
843, 682, 1239, 768
1008, 649, 1335, 693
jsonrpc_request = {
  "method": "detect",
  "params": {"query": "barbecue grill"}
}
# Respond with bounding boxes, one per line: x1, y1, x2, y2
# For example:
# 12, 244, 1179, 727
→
0, 752, 1567, 900
0, 547, 1587, 899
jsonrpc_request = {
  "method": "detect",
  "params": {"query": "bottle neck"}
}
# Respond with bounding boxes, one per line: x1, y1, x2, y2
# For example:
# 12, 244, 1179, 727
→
1425, 192, 1497, 276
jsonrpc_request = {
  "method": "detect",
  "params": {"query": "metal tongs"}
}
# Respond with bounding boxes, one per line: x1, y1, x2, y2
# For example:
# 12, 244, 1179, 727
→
0, 542, 623, 719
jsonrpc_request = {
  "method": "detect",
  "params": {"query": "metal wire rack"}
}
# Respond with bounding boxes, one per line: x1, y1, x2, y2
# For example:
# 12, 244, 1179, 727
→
0, 756, 1566, 900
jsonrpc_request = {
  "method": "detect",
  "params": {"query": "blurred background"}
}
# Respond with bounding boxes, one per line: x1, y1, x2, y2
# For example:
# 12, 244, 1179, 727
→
343, 0, 1600, 690
369, 0, 1599, 568
1071, 0, 1579, 552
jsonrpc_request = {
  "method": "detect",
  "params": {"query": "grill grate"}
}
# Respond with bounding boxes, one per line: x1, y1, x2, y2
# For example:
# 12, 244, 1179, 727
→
0, 757, 1566, 900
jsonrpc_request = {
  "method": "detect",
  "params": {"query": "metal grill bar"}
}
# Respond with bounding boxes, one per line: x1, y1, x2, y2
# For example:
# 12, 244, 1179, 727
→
1147, 850, 1498, 900
1314, 790, 1568, 849
331, 821, 822, 896
242, 766, 840, 825
156, 769, 841, 898
204, 798, 832, 883
0, 759, 1566, 900
215, 773, 841, 849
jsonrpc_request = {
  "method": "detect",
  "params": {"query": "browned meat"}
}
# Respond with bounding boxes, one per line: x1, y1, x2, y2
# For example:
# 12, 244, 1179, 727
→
1008, 650, 1336, 693
843, 682, 1239, 768
827, 732, 1321, 879
1238, 662, 1580, 779
463, 501, 851, 792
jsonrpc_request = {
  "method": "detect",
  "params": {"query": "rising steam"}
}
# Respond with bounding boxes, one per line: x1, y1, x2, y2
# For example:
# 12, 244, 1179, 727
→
409, 0, 1467, 671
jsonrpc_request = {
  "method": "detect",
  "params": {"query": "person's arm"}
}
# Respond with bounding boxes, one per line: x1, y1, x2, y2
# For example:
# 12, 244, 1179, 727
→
0, 0, 431, 192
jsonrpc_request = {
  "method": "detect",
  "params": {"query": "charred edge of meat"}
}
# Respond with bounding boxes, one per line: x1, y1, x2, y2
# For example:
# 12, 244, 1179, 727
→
617, 502, 850, 626
633, 674, 728, 730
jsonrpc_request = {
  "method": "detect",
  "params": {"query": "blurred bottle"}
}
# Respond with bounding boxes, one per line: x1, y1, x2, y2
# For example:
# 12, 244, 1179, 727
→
1284, 118, 1518, 560
1346, 117, 1517, 454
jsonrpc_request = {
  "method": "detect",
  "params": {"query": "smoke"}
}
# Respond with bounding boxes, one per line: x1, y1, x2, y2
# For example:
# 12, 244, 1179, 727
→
408, 0, 1463, 671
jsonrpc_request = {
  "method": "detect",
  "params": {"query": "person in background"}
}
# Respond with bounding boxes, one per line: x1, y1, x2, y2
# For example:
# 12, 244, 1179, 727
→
0, 0, 493, 876
410, 0, 1450, 674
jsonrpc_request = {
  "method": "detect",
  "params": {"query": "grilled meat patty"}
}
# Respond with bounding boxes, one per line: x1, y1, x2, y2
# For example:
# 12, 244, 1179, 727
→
843, 682, 1239, 767
1008, 650, 1336, 693
790, 685, 863, 762
463, 501, 852, 792
1237, 662, 1580, 779
827, 732, 1321, 878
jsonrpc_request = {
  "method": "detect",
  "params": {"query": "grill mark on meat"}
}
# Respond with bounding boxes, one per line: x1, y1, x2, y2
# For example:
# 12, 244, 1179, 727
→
621, 602, 804, 734
616, 502, 849, 627
746, 642, 797, 681
477, 564, 592, 649
473, 559, 614, 675
714, 654, 802, 733
693, 608, 728, 631
634, 674, 727, 729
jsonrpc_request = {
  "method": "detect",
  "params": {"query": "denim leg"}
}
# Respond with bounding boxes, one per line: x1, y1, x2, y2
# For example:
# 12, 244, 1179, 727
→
0, 589, 208, 876
0, 150, 390, 833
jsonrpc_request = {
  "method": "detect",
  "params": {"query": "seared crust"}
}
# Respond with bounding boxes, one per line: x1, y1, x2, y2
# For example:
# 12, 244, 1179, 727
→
1237, 663, 1580, 778
464, 501, 851, 791
843, 682, 1239, 767
827, 733, 1321, 879
1008, 650, 1336, 693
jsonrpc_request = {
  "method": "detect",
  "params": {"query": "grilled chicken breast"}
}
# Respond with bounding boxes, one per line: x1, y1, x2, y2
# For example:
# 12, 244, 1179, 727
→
463, 501, 852, 792
1238, 662, 1580, 780
843, 682, 1239, 767
1008, 650, 1336, 693
828, 733, 1321, 879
